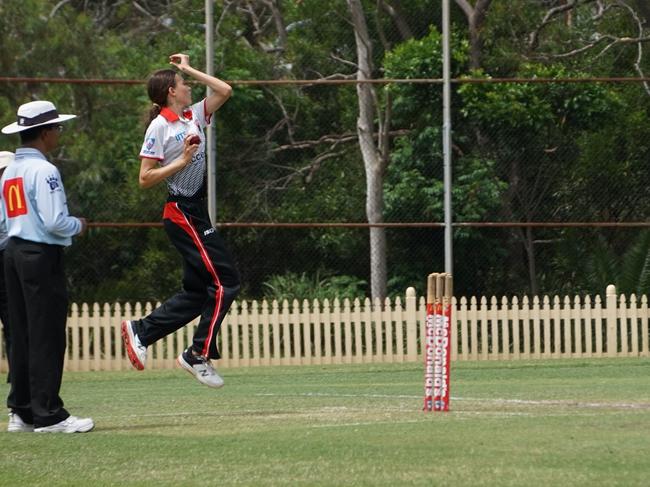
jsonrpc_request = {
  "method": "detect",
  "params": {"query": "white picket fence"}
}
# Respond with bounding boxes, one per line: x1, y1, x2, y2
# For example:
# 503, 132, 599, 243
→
0, 284, 648, 372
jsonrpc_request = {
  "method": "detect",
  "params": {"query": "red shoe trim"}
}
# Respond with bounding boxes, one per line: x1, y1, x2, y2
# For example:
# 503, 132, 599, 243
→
121, 321, 144, 370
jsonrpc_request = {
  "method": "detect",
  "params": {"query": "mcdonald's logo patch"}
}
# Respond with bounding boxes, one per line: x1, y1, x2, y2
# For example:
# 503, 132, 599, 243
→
3, 177, 28, 218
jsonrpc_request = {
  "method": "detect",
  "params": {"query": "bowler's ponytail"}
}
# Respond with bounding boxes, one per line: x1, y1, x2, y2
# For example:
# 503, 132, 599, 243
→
148, 103, 162, 126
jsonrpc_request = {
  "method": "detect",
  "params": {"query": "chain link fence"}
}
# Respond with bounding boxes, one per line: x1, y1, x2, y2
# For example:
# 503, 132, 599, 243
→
2, 79, 649, 303
1, 1, 649, 303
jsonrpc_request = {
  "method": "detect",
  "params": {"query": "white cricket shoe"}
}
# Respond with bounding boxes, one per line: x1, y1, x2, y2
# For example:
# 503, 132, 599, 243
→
34, 416, 94, 433
7, 412, 34, 433
177, 348, 224, 388
121, 320, 147, 370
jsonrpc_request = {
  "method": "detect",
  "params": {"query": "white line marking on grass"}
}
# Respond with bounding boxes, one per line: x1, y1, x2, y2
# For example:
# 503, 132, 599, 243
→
94, 407, 390, 421
455, 397, 650, 409
91, 395, 649, 424
255, 392, 419, 399
311, 419, 428, 428
254, 393, 650, 410
92, 405, 617, 428
310, 411, 538, 428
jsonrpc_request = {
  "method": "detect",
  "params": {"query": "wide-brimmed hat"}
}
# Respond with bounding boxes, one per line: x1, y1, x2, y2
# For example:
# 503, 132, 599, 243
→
0, 151, 13, 169
1, 100, 76, 134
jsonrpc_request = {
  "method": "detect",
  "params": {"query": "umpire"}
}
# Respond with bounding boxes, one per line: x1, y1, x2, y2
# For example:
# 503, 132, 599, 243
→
1, 101, 94, 433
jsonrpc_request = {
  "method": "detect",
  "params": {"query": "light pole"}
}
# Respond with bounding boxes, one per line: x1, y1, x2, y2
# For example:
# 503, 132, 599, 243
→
206, 0, 217, 224
442, 0, 453, 275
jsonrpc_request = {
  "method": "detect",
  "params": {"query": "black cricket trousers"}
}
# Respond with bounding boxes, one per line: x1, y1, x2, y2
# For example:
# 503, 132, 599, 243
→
0, 249, 10, 383
134, 197, 240, 359
5, 238, 70, 427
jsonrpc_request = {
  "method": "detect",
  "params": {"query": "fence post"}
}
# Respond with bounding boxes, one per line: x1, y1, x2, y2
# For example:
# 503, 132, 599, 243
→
606, 284, 617, 357
405, 287, 417, 361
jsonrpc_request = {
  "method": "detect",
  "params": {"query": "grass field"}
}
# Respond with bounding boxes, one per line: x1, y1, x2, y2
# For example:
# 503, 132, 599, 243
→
1, 358, 650, 486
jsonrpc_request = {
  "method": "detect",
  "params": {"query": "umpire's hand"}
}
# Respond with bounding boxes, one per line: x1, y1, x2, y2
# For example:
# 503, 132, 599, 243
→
78, 217, 88, 236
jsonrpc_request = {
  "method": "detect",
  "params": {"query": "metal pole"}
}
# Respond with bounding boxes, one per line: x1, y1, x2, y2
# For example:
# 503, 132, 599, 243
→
442, 0, 453, 274
206, 0, 217, 224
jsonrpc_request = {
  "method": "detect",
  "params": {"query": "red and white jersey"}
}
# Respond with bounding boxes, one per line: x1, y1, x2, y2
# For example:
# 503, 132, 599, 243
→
140, 99, 212, 198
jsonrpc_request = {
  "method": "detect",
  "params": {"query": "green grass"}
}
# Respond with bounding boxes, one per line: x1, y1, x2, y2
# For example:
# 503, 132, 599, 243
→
1, 358, 650, 486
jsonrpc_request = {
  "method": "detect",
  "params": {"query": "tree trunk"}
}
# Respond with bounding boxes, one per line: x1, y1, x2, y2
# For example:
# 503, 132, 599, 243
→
347, 0, 388, 300
634, 0, 650, 25
378, 0, 413, 41
262, 0, 288, 52
468, 17, 482, 70
454, 0, 493, 70
504, 158, 540, 296
524, 226, 539, 296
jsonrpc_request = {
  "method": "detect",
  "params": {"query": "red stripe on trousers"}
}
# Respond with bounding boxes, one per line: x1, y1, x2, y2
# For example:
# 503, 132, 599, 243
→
163, 202, 224, 356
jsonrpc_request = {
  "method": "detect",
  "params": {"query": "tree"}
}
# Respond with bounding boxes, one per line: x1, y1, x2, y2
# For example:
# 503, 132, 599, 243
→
454, 0, 494, 69
527, 0, 650, 95
346, 0, 390, 300
383, 28, 510, 296
458, 64, 619, 294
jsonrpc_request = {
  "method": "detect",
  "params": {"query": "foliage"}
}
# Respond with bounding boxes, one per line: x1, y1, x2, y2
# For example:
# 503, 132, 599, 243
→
579, 230, 650, 297
262, 271, 367, 302
382, 28, 508, 294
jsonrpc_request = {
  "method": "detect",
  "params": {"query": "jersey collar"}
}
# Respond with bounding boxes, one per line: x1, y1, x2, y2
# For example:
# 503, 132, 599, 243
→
160, 107, 193, 123
15, 147, 47, 161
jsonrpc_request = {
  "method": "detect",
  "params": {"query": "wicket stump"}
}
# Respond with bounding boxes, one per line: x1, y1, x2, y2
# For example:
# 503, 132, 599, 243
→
423, 272, 453, 412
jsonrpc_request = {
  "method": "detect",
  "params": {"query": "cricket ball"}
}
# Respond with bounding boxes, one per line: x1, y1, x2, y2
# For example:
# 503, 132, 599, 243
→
188, 135, 201, 145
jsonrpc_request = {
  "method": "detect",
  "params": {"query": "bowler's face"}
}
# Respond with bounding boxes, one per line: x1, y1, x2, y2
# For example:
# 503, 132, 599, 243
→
174, 75, 192, 106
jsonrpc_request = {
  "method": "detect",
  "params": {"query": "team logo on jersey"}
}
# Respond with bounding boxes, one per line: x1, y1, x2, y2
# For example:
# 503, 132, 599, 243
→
145, 137, 156, 151
3, 177, 28, 217
191, 152, 205, 164
46, 174, 60, 191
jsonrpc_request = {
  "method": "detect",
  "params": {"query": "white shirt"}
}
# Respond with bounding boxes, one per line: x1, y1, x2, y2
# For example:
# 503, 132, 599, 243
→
139, 99, 211, 198
0, 148, 81, 246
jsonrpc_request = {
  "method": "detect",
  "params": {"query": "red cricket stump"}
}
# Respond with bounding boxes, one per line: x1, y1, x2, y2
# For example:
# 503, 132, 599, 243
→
423, 273, 453, 412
